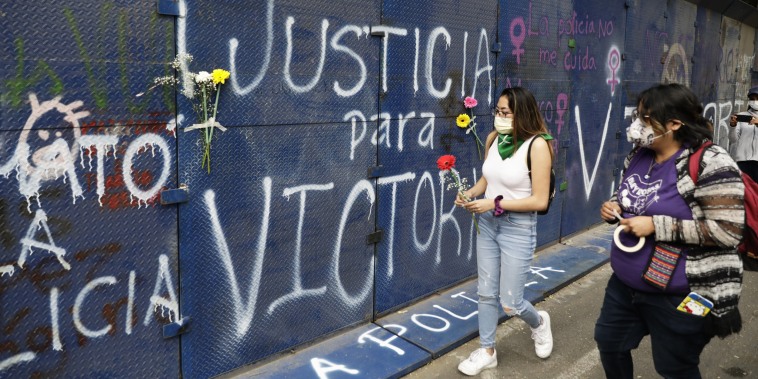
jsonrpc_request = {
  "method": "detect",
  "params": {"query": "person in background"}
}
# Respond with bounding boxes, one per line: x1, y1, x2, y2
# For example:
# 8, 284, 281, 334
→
597, 83, 744, 378
728, 86, 758, 182
453, 87, 554, 376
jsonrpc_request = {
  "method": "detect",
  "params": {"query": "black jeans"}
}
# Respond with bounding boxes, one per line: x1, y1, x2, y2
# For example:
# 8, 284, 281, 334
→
737, 160, 758, 183
594, 274, 712, 379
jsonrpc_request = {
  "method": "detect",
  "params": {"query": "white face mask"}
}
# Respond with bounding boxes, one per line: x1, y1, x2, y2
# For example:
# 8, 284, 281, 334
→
626, 119, 670, 147
494, 116, 513, 135
749, 100, 758, 110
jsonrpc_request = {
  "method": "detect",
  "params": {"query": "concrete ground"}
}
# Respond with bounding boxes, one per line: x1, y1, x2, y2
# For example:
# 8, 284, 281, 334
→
403, 264, 758, 379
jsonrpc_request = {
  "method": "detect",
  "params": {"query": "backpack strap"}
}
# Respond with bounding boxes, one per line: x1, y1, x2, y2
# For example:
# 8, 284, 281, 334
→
527, 134, 554, 175
688, 141, 713, 184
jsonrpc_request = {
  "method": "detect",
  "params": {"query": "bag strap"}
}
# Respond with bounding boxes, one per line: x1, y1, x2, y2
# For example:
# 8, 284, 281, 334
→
527, 134, 553, 176
688, 141, 713, 184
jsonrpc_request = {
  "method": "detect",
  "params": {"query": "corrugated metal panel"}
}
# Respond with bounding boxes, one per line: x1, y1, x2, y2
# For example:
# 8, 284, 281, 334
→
0, 1, 179, 378
561, 0, 628, 236
175, 1, 380, 377
499, 0, 575, 245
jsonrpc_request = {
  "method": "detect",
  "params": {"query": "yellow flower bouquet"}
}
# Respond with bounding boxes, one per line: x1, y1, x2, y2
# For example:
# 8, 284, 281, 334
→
139, 54, 230, 173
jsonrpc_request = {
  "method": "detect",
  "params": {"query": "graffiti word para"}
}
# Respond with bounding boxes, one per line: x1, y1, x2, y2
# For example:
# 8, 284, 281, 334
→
346, 110, 438, 160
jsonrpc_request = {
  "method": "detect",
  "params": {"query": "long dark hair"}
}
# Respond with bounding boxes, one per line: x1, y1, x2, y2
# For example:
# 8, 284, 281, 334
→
637, 83, 712, 148
487, 87, 550, 153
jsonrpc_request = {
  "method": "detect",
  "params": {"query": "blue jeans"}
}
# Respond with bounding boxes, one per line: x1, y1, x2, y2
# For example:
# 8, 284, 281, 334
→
476, 210, 540, 348
594, 274, 712, 379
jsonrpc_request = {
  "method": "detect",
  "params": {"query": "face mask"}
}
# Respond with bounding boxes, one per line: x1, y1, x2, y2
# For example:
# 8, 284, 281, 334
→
494, 116, 513, 135
749, 100, 758, 110
626, 119, 670, 147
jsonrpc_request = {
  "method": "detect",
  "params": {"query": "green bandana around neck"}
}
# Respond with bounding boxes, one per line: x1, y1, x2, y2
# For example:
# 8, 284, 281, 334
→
497, 133, 554, 160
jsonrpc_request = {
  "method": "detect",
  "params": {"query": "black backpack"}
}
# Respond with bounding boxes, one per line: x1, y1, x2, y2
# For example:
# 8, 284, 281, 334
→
527, 135, 556, 215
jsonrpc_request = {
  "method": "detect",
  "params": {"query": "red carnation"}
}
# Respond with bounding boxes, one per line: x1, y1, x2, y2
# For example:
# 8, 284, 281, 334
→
437, 155, 456, 170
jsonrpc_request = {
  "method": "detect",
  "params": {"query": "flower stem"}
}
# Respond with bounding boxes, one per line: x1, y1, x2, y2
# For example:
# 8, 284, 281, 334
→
201, 85, 209, 170
210, 84, 221, 143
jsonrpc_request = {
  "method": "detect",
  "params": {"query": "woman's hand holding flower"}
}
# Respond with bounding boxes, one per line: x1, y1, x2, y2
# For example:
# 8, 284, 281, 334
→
455, 190, 472, 207
463, 199, 495, 214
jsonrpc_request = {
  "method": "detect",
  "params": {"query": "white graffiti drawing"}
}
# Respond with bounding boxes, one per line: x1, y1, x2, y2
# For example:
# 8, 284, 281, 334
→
50, 287, 63, 351
378, 172, 417, 277
0, 94, 89, 210
284, 17, 329, 93
461, 31, 468, 98
530, 266, 566, 279
372, 25, 409, 93
268, 184, 333, 314
144, 255, 181, 326
358, 325, 408, 356
0, 265, 14, 277
426, 27, 452, 98
411, 313, 450, 332
78, 135, 118, 206
73, 276, 118, 338
205, 180, 271, 337
331, 180, 375, 308
229, 0, 273, 95
575, 103, 611, 200
18, 208, 70, 271
175, 0, 193, 98
127, 270, 135, 335
0, 352, 36, 373
433, 304, 477, 320
310, 358, 360, 379
332, 25, 368, 97
413, 172, 437, 251
661, 43, 690, 86
470, 28, 493, 105
122, 134, 171, 207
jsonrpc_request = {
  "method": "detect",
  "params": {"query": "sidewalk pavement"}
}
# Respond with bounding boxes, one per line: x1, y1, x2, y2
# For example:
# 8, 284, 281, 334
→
222, 224, 758, 378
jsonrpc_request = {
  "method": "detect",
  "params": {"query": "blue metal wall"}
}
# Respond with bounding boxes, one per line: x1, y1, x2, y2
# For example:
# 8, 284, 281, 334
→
0, 1, 180, 377
0, 0, 755, 377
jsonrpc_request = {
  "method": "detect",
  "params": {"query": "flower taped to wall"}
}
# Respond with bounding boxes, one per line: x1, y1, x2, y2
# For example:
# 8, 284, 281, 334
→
139, 54, 230, 173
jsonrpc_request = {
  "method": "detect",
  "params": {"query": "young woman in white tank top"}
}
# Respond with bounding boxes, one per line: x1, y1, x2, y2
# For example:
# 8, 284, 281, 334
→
454, 87, 555, 376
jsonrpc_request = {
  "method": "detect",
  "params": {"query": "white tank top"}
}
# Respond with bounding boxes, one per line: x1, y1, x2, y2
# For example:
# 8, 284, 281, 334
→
482, 135, 535, 201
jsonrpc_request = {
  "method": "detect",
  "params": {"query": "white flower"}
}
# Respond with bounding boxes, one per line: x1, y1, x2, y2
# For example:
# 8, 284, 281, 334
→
195, 71, 212, 83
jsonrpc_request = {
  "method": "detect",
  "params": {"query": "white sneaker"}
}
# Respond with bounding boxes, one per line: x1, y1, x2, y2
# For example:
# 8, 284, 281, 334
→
531, 311, 553, 358
457, 348, 497, 376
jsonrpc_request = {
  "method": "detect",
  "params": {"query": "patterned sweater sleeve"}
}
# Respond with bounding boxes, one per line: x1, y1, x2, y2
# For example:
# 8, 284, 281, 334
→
653, 145, 745, 247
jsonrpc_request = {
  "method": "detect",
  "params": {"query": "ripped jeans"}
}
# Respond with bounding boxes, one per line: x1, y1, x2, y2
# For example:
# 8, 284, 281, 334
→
476, 210, 540, 348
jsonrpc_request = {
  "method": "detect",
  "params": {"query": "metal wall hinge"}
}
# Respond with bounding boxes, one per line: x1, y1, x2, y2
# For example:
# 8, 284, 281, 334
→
160, 184, 189, 205
163, 317, 191, 338
157, 0, 184, 16
613, 168, 621, 176
366, 230, 383, 245
368, 165, 384, 179
615, 130, 622, 139
491, 42, 502, 53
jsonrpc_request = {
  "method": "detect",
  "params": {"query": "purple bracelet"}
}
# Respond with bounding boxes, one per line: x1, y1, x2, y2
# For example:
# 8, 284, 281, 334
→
493, 195, 505, 216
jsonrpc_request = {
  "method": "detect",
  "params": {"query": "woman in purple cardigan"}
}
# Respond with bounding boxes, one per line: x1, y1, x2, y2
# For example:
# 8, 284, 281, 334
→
597, 83, 745, 378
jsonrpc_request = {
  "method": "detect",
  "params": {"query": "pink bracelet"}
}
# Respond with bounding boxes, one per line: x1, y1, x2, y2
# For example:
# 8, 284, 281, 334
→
493, 195, 505, 216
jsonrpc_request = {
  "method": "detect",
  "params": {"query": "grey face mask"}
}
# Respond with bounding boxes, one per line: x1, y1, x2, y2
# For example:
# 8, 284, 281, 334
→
626, 119, 670, 147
